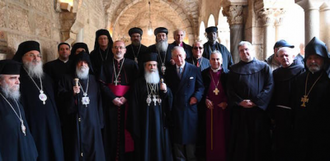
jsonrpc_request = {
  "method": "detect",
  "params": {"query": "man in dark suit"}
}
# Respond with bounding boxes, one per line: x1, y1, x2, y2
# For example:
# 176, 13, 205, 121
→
165, 46, 204, 161
168, 29, 192, 59
187, 40, 210, 72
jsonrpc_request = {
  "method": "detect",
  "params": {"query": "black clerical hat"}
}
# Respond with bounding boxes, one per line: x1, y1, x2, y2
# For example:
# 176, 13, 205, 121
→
0, 59, 21, 74
205, 26, 218, 33
143, 52, 158, 63
305, 37, 330, 59
57, 42, 70, 51
274, 40, 294, 49
129, 27, 143, 37
73, 51, 94, 74
13, 40, 40, 62
94, 29, 113, 50
154, 27, 168, 36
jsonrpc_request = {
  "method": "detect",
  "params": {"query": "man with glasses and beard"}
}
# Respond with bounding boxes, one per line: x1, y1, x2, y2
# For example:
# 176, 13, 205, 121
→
12, 41, 64, 161
0, 60, 38, 161
128, 52, 173, 161
291, 37, 330, 161
125, 27, 148, 67
203, 26, 233, 73
146, 27, 173, 75
58, 51, 105, 161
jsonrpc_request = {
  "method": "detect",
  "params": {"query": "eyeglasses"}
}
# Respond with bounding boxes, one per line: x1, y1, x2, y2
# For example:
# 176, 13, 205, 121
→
193, 47, 203, 50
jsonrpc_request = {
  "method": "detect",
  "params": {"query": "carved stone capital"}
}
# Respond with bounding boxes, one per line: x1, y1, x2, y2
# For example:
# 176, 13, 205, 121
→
223, 5, 244, 25
258, 8, 285, 26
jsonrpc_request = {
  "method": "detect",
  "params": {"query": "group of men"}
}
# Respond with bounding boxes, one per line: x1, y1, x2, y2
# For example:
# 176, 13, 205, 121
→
1, 24, 330, 161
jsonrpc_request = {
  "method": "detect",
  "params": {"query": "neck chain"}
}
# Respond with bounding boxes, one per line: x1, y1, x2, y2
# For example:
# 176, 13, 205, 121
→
301, 72, 323, 107
99, 47, 109, 61
113, 58, 125, 86
0, 92, 26, 136
78, 77, 90, 107
209, 70, 220, 95
131, 44, 141, 63
146, 83, 161, 106
157, 49, 167, 75
23, 68, 47, 104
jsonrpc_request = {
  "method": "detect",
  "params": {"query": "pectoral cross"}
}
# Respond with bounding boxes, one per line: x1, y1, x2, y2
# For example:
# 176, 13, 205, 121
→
152, 95, 157, 106
301, 95, 309, 107
114, 79, 119, 86
213, 88, 219, 95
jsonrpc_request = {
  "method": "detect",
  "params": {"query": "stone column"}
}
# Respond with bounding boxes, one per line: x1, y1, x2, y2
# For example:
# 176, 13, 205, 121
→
298, 1, 320, 44
320, 2, 330, 48
223, 5, 244, 63
259, 9, 276, 59
274, 9, 286, 41
76, 28, 84, 42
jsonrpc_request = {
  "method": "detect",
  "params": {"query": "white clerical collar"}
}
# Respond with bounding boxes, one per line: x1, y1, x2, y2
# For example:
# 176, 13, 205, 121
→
211, 67, 221, 73
59, 58, 69, 63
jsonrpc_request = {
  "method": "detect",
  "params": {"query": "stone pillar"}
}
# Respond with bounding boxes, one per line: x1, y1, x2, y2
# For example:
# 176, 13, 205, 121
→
259, 9, 276, 59
76, 28, 84, 42
298, 1, 320, 44
320, 2, 330, 48
223, 5, 244, 63
274, 9, 286, 41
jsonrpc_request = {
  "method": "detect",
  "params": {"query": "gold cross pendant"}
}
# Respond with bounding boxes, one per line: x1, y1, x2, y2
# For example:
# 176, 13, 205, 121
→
213, 88, 219, 95
301, 95, 309, 107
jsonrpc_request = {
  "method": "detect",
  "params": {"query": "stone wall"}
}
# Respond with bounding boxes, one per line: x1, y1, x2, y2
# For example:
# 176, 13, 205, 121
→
0, 0, 107, 62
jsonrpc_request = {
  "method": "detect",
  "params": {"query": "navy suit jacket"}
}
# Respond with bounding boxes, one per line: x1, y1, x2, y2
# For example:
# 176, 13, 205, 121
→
165, 62, 204, 144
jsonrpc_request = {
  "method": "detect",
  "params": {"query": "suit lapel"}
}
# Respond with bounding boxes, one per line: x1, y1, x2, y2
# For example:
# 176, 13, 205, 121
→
177, 63, 190, 91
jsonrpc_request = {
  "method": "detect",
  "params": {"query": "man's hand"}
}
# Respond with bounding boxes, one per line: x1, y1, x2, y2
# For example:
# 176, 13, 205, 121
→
112, 97, 122, 106
189, 97, 198, 105
239, 100, 255, 108
73, 86, 80, 95
205, 99, 214, 109
170, 59, 175, 65
119, 97, 127, 104
218, 102, 228, 110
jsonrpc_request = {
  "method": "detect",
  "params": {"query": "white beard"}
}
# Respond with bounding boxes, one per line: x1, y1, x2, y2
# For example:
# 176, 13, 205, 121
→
23, 60, 44, 79
145, 69, 160, 84
1, 82, 20, 101
76, 66, 89, 80
156, 39, 168, 53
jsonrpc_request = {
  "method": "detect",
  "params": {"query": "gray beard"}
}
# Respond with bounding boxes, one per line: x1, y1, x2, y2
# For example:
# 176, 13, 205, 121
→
145, 70, 160, 84
156, 40, 168, 53
24, 60, 44, 79
76, 66, 89, 80
1, 82, 20, 101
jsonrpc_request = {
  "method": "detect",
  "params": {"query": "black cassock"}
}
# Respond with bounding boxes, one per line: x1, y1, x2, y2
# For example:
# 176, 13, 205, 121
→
0, 96, 38, 161
58, 74, 105, 161
270, 60, 304, 161
291, 70, 330, 160
19, 70, 64, 161
99, 58, 139, 161
227, 59, 273, 161
127, 78, 173, 161
90, 48, 113, 77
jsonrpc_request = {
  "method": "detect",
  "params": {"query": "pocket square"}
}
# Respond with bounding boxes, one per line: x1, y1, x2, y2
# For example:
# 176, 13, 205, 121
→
190, 77, 194, 79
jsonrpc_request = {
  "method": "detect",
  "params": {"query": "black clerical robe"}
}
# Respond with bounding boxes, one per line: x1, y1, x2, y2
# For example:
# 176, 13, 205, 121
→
270, 60, 305, 161
227, 59, 273, 161
291, 70, 330, 160
125, 44, 148, 66
128, 78, 173, 161
44, 59, 73, 83
0, 95, 38, 161
99, 58, 139, 161
58, 74, 105, 161
90, 48, 113, 77
203, 42, 233, 73
19, 69, 64, 161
